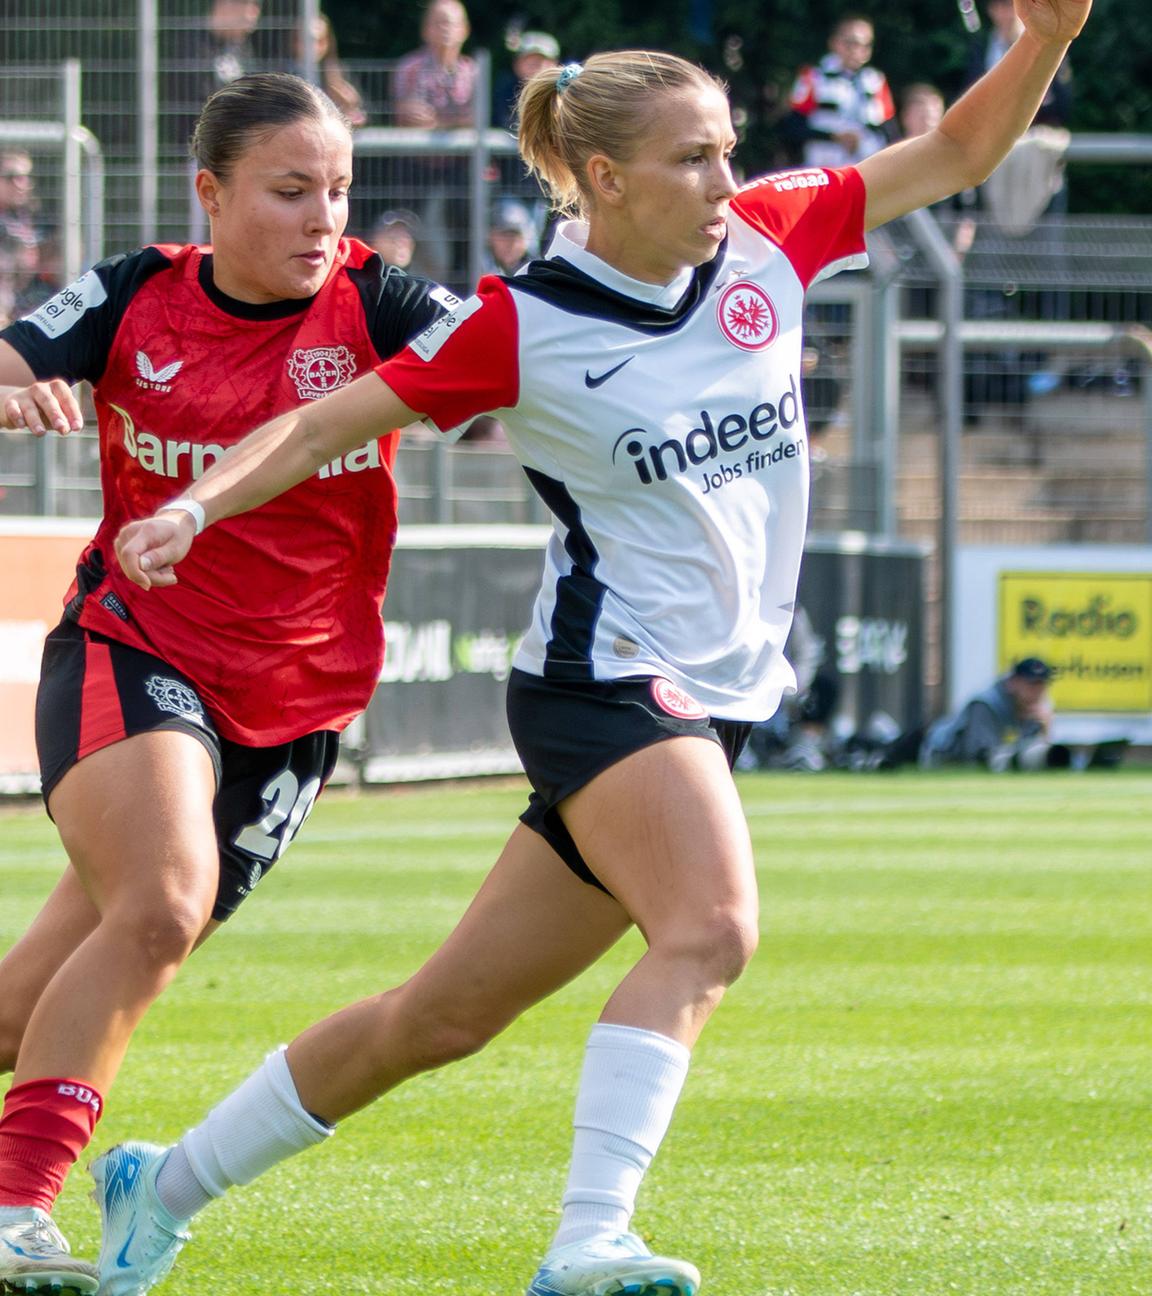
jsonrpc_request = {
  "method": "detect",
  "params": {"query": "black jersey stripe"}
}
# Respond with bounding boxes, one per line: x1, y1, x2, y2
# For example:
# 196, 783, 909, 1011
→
504, 245, 727, 336
523, 466, 606, 682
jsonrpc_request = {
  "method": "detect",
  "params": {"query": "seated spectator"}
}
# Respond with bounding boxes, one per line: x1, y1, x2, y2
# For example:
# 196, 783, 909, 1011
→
779, 15, 897, 168
369, 209, 420, 269
482, 199, 536, 276
883, 658, 1071, 771
391, 0, 477, 286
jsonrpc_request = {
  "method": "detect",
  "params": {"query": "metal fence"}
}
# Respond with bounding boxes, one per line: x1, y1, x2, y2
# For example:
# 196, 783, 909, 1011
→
0, 2, 1150, 570
803, 212, 1152, 550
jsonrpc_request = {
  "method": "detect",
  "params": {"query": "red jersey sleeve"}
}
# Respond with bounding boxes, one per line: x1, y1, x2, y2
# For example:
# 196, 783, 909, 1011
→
375, 274, 519, 435
788, 67, 818, 115
875, 75, 896, 127
730, 167, 867, 291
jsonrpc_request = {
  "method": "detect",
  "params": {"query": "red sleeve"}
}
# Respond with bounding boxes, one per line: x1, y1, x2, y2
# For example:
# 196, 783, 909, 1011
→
876, 75, 896, 125
730, 167, 867, 291
375, 275, 520, 434
788, 67, 817, 114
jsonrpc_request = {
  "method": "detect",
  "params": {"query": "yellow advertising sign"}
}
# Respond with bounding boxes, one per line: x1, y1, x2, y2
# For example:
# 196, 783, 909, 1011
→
999, 572, 1152, 712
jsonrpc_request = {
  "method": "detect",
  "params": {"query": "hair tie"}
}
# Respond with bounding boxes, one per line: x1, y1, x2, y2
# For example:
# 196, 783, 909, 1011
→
556, 63, 583, 95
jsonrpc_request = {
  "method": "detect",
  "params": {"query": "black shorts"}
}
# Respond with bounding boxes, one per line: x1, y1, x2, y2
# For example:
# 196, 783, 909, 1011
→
506, 668, 752, 891
36, 619, 340, 921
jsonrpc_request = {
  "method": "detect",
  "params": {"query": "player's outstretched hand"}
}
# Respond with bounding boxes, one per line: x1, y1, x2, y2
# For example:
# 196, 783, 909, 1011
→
115, 513, 196, 589
1017, 0, 1092, 45
1, 379, 84, 436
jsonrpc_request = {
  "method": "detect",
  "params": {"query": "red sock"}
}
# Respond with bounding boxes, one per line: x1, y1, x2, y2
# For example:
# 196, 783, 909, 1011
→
0, 1078, 104, 1211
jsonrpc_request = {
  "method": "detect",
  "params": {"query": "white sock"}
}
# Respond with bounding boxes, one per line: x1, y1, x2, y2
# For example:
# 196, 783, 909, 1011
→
155, 1046, 332, 1219
552, 1023, 691, 1250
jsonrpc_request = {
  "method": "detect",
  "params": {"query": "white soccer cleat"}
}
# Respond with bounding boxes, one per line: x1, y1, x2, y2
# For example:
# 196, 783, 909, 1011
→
526, 1231, 701, 1296
89, 1143, 189, 1296
0, 1205, 99, 1294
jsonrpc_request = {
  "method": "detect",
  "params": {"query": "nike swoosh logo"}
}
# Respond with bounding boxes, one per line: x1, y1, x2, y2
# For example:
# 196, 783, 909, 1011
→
584, 356, 635, 388
116, 1229, 136, 1269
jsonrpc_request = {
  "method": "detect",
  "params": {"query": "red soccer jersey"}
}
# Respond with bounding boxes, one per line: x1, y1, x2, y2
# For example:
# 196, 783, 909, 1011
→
4, 239, 452, 743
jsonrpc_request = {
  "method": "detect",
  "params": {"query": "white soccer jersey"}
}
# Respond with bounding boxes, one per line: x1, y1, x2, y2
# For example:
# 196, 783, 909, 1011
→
379, 166, 867, 721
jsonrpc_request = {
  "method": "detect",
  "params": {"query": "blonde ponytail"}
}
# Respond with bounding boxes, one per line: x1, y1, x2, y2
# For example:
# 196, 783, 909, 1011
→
516, 50, 724, 219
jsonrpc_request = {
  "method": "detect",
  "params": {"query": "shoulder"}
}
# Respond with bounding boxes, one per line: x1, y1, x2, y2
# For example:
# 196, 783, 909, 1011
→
18, 245, 177, 339
732, 167, 864, 236
338, 239, 474, 359
405, 274, 516, 362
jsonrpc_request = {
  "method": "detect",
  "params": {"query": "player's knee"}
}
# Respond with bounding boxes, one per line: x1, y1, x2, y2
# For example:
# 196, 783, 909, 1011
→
393, 994, 503, 1071
662, 909, 760, 989
109, 896, 210, 973
416, 1012, 498, 1068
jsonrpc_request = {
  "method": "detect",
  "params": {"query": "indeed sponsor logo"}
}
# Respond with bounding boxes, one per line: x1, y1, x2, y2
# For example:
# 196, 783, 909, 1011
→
610, 374, 803, 490
111, 401, 382, 482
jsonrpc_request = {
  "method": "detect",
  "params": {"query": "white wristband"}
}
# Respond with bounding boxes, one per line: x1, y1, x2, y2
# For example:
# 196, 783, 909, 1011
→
163, 497, 206, 535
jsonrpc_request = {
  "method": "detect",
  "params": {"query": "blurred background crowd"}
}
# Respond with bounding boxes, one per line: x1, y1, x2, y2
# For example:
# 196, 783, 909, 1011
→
1, 0, 1150, 770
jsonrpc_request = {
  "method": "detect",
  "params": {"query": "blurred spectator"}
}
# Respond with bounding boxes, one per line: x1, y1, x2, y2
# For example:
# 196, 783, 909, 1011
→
392, 0, 477, 287
482, 200, 536, 276
369, 209, 420, 269
967, 0, 1072, 130
490, 27, 559, 252
393, 0, 476, 129
779, 15, 897, 168
0, 150, 45, 326
296, 14, 367, 128
895, 84, 976, 311
967, 0, 1072, 229
965, 0, 1074, 393
799, 342, 842, 466
184, 0, 264, 109
166, 0, 265, 240
494, 28, 560, 129
921, 657, 1063, 770
882, 658, 1071, 771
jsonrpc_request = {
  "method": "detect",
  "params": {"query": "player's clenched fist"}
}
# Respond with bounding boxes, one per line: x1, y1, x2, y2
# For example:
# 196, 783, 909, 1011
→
1016, 0, 1093, 44
114, 512, 195, 589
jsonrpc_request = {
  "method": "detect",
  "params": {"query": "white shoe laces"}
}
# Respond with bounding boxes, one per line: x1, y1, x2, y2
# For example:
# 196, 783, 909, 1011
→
2, 1215, 70, 1257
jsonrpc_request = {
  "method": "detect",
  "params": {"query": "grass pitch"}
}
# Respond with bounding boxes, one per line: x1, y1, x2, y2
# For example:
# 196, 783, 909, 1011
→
1, 769, 1150, 1295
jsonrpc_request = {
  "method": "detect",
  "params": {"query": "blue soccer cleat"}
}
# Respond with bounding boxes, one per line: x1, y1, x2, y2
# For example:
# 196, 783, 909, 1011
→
89, 1143, 190, 1296
526, 1231, 701, 1296
0, 1204, 98, 1294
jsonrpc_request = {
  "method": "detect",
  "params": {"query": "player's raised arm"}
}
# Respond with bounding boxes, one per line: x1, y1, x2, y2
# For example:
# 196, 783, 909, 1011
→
114, 370, 419, 588
857, 0, 1091, 230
